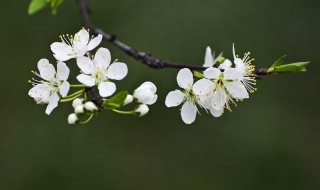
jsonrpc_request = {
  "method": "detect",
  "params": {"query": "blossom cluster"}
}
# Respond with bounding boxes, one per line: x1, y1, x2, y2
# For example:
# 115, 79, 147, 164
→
28, 28, 158, 125
165, 45, 257, 124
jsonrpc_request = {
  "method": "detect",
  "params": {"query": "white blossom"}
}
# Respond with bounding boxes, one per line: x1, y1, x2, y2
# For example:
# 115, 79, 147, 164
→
51, 28, 102, 61
76, 47, 128, 97
84, 101, 98, 112
203, 46, 232, 70
123, 95, 133, 106
135, 104, 149, 117
74, 105, 85, 114
68, 113, 79, 125
72, 98, 84, 108
165, 68, 201, 124
133, 82, 158, 105
28, 59, 70, 115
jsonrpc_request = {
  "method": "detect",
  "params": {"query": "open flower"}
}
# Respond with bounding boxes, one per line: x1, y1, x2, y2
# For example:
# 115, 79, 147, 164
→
133, 82, 158, 105
76, 47, 128, 97
51, 28, 102, 61
165, 68, 202, 124
28, 59, 70, 115
193, 67, 249, 117
232, 44, 257, 93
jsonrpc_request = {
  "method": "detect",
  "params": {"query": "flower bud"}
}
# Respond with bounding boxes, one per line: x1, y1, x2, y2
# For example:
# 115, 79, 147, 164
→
72, 98, 84, 108
74, 105, 85, 115
135, 104, 149, 117
133, 82, 158, 105
84, 101, 98, 112
68, 113, 79, 125
123, 95, 133, 106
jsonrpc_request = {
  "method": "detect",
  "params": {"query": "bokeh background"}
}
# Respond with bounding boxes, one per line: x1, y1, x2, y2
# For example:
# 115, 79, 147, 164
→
0, 0, 319, 189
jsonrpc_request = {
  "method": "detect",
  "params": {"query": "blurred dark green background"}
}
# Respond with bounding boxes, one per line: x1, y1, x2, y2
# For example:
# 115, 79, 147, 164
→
0, 0, 319, 189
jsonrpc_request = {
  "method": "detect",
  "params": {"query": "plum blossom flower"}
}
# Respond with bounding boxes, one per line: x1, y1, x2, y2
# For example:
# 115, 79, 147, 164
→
193, 67, 249, 117
232, 44, 257, 93
165, 68, 203, 124
28, 59, 70, 115
135, 104, 149, 117
51, 28, 102, 61
68, 113, 79, 125
133, 82, 158, 105
203, 46, 232, 70
76, 47, 128, 97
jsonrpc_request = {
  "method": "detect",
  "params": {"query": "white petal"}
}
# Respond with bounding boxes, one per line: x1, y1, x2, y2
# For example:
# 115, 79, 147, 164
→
234, 58, 244, 67
181, 101, 197, 124
197, 94, 211, 109
56, 61, 70, 80
210, 108, 224, 117
45, 92, 60, 115
59, 81, 70, 97
88, 34, 103, 51
28, 84, 54, 99
165, 90, 185, 107
135, 81, 157, 93
211, 89, 227, 110
203, 67, 221, 79
177, 68, 193, 89
223, 68, 243, 80
37, 59, 56, 81
76, 74, 95, 87
73, 29, 89, 55
203, 46, 214, 67
50, 42, 73, 61
219, 59, 232, 70
192, 78, 214, 95
225, 81, 249, 99
76, 56, 95, 74
98, 82, 116, 97
93, 48, 111, 69
144, 94, 158, 105
106, 62, 128, 80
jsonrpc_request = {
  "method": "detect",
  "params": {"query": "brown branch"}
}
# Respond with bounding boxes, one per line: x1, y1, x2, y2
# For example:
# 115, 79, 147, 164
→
75, 0, 268, 77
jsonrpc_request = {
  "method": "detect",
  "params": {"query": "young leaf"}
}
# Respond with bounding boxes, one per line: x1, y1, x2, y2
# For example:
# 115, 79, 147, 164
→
273, 62, 310, 73
50, 0, 63, 14
28, 0, 48, 15
270, 55, 287, 68
102, 91, 128, 109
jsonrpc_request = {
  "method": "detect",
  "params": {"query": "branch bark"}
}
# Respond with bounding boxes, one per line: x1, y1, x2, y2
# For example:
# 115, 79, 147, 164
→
75, 0, 268, 77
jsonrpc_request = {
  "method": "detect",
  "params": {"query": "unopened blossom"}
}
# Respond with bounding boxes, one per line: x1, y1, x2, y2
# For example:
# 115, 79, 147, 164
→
203, 46, 232, 70
123, 95, 133, 106
28, 59, 70, 115
51, 28, 102, 61
84, 102, 98, 112
68, 113, 79, 125
76, 47, 128, 97
133, 82, 158, 105
165, 68, 202, 124
72, 98, 84, 108
74, 105, 85, 114
135, 104, 149, 117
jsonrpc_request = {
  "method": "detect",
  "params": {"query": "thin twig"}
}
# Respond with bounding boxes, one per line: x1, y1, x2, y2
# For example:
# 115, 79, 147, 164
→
75, 0, 268, 77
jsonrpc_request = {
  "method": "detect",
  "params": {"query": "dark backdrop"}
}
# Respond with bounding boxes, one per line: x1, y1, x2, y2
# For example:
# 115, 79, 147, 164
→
0, 0, 319, 189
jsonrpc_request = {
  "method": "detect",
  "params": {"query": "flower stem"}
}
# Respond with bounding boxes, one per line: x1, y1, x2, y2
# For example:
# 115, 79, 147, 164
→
70, 84, 86, 88
60, 93, 83, 102
112, 109, 134, 115
63, 90, 84, 99
79, 113, 94, 124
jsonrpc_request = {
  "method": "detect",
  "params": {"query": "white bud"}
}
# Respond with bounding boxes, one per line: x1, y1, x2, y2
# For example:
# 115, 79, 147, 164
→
68, 113, 79, 125
72, 98, 84, 108
135, 104, 149, 117
74, 105, 85, 114
84, 101, 98, 112
123, 94, 133, 106
133, 82, 158, 105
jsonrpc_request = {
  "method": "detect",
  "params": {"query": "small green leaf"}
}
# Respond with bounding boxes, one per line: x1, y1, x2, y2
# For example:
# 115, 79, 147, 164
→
28, 0, 48, 15
102, 91, 128, 109
273, 62, 310, 73
270, 55, 287, 68
50, 0, 63, 14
